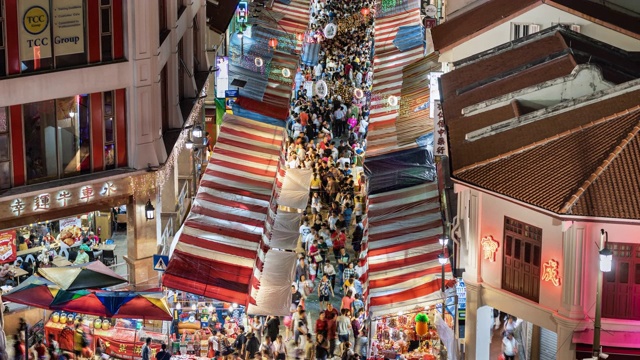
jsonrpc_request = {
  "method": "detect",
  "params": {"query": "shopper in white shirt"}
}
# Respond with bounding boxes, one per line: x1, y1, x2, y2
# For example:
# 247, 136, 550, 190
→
501, 332, 517, 360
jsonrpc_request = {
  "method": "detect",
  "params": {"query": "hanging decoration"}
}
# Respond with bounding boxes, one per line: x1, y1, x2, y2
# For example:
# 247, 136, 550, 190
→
281, 68, 291, 78
268, 38, 279, 48
361, 7, 371, 17
254, 57, 264, 67
315, 80, 328, 99
414, 313, 429, 337
324, 23, 338, 39
296, 33, 304, 42
353, 88, 364, 99
387, 95, 398, 107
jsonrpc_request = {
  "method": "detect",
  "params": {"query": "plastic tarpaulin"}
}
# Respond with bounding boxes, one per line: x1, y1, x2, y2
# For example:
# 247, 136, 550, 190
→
364, 146, 436, 195
279, 168, 313, 210
361, 183, 453, 317
163, 114, 284, 305
266, 212, 303, 250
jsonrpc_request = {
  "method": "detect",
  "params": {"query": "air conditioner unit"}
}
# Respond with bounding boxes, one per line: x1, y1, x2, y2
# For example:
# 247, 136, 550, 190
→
570, 24, 581, 33
529, 24, 541, 33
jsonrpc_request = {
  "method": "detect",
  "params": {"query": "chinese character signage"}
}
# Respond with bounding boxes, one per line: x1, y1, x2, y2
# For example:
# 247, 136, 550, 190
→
433, 100, 449, 158
542, 259, 561, 286
2, 178, 130, 219
480, 235, 499, 262
95, 335, 162, 360
0, 230, 17, 264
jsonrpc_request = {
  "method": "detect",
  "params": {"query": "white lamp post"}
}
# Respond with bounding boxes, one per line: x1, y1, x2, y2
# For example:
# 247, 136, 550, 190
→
593, 229, 612, 359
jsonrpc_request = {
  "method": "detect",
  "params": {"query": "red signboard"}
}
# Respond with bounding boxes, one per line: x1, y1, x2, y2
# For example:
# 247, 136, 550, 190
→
95, 335, 163, 360
0, 230, 17, 264
423, 18, 437, 29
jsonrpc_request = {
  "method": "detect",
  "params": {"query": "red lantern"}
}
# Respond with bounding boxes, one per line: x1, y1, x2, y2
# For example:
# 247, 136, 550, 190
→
296, 33, 304, 41
268, 38, 278, 48
361, 7, 370, 16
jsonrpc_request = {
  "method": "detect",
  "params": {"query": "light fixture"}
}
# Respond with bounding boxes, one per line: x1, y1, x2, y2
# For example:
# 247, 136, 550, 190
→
191, 303, 197, 311
185, 140, 194, 150
397, 311, 403, 316
144, 199, 155, 220
353, 88, 364, 99
282, 68, 291, 78
361, 7, 370, 16
599, 248, 613, 272
268, 38, 278, 48
238, 30, 244, 39
68, 111, 75, 118
388, 95, 398, 107
192, 125, 203, 138
439, 235, 449, 247
255, 57, 264, 67
175, 302, 182, 310
232, 302, 238, 309
438, 252, 448, 265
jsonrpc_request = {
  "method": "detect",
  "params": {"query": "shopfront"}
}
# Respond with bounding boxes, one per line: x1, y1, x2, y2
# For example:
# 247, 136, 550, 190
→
0, 173, 135, 275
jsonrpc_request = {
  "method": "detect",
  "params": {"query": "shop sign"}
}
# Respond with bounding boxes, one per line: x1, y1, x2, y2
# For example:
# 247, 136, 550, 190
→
95, 335, 162, 360
542, 259, 561, 286
480, 235, 499, 262
236, 2, 248, 23
3, 178, 130, 219
0, 230, 17, 264
52, 0, 85, 56
215, 56, 229, 99
19, 0, 53, 61
59, 217, 81, 229
225, 90, 238, 112
433, 100, 449, 158
429, 71, 443, 118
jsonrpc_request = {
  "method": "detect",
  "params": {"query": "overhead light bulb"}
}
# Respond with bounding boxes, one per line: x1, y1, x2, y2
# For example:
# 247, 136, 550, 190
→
238, 31, 244, 39
185, 140, 194, 150
438, 252, 448, 265
192, 125, 203, 138
439, 236, 449, 247
232, 302, 238, 309
191, 303, 197, 311
175, 302, 182, 310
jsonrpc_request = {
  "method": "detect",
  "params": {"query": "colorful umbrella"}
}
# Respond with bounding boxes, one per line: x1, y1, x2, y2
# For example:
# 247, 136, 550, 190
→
38, 261, 127, 290
50, 289, 114, 318
111, 293, 173, 321
2, 275, 59, 308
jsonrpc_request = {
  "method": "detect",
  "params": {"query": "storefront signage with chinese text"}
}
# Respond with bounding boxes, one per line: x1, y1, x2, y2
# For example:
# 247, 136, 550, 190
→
480, 235, 499, 262
433, 100, 449, 158
542, 259, 561, 286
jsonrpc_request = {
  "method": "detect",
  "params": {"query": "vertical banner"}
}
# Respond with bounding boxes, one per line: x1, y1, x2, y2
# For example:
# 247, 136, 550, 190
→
433, 100, 449, 158
52, 0, 85, 56
224, 90, 239, 113
19, 0, 53, 61
0, 230, 17, 264
304, 81, 314, 98
429, 71, 443, 118
215, 56, 229, 99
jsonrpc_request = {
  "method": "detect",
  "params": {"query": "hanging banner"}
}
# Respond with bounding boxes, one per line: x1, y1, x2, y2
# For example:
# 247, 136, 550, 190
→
304, 81, 314, 98
0, 230, 17, 264
59, 216, 81, 230
314, 80, 328, 99
323, 23, 337, 39
52, 0, 85, 56
19, 0, 53, 61
95, 335, 163, 360
433, 100, 449, 158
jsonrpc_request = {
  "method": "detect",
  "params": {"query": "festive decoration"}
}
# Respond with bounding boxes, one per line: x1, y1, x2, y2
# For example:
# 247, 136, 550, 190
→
414, 313, 429, 337
542, 259, 561, 286
481, 235, 499, 262
281, 68, 291, 78
315, 80, 328, 98
387, 95, 398, 107
296, 33, 304, 42
324, 23, 338, 39
354, 88, 364, 99
268, 38, 278, 48
361, 7, 370, 17
254, 57, 264, 67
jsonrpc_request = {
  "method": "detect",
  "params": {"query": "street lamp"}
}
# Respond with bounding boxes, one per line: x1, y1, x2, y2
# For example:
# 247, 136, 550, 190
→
439, 235, 449, 247
593, 229, 612, 359
191, 125, 203, 139
144, 199, 155, 220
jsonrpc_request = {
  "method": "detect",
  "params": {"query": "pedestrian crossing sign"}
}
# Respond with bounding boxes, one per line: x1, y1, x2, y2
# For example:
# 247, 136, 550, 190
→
153, 255, 169, 271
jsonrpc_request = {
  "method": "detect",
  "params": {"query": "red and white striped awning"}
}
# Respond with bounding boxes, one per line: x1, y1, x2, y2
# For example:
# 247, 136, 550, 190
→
368, 8, 424, 154
163, 114, 284, 305
272, 0, 310, 53
361, 183, 453, 316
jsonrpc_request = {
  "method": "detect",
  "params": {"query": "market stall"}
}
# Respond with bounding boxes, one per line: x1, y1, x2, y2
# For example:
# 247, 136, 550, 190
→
371, 306, 456, 360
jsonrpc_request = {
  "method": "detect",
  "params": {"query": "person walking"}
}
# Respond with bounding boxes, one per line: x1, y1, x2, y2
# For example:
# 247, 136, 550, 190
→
141, 338, 152, 360
502, 332, 518, 360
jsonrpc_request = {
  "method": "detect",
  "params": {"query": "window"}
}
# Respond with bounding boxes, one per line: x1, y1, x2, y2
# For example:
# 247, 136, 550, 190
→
23, 95, 93, 184
511, 23, 540, 40
0, 107, 10, 189
159, 0, 169, 44
101, 0, 113, 62
0, 0, 6, 77
502, 217, 542, 302
104, 91, 115, 170
602, 243, 640, 320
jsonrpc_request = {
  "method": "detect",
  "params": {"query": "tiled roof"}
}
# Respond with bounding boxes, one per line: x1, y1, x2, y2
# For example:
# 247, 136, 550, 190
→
440, 29, 640, 170
431, 0, 640, 51
431, 0, 538, 51
455, 106, 640, 219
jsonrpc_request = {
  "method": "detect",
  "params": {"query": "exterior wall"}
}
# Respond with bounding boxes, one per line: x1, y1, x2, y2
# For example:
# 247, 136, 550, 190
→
439, 4, 640, 63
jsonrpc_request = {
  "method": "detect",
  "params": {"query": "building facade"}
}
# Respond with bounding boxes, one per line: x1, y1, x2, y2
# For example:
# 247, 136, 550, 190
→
0, 0, 210, 286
